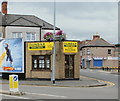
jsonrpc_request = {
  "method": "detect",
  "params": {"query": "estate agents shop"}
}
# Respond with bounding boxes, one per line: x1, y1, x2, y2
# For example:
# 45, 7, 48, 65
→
25, 41, 80, 79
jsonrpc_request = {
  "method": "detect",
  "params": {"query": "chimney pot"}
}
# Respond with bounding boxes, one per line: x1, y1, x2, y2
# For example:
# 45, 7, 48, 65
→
93, 33, 100, 40
2, 1, 8, 15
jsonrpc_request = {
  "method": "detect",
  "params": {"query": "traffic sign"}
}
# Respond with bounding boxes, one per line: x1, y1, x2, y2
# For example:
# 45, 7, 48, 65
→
9, 75, 19, 92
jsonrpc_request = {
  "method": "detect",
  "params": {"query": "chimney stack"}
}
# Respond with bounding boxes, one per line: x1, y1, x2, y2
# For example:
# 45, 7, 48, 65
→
2, 1, 8, 15
93, 33, 100, 40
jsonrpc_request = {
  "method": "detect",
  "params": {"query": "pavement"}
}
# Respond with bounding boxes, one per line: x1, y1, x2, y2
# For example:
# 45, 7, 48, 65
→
1, 69, 118, 96
0, 75, 108, 95
1, 76, 107, 87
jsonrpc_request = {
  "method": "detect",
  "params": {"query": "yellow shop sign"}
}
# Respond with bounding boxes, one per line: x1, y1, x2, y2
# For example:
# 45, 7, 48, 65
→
63, 42, 78, 53
28, 42, 54, 50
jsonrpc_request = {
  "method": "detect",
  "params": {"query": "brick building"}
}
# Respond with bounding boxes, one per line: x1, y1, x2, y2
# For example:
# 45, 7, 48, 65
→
25, 41, 80, 79
80, 34, 118, 69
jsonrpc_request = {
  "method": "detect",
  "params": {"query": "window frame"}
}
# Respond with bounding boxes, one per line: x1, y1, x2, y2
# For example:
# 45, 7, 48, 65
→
87, 48, 90, 55
26, 32, 36, 41
32, 55, 51, 70
12, 32, 22, 38
0, 32, 3, 38
108, 49, 112, 54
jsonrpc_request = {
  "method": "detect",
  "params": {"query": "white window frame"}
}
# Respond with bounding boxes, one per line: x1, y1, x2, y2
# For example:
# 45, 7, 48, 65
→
26, 32, 36, 41
87, 49, 90, 55
12, 32, 22, 38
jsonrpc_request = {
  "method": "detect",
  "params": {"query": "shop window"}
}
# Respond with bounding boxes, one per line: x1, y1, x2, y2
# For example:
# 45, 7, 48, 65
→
108, 49, 112, 54
12, 32, 22, 38
32, 55, 51, 70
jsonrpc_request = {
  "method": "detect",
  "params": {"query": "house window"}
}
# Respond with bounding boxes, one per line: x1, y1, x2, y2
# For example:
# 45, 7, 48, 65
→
108, 49, 112, 54
12, 32, 22, 38
87, 49, 90, 55
83, 49, 85, 55
0, 32, 3, 38
32, 55, 51, 70
26, 32, 36, 41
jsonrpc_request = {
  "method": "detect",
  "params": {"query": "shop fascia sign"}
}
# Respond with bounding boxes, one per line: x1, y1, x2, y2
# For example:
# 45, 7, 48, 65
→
107, 57, 118, 60
93, 57, 119, 60
28, 42, 54, 50
63, 41, 78, 53
28, 41, 78, 53
93, 57, 103, 60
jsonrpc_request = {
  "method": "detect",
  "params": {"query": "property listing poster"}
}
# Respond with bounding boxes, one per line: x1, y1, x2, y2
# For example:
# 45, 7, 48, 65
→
0, 38, 24, 73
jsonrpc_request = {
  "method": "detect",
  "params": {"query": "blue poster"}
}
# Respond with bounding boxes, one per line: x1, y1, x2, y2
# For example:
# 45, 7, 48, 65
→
0, 38, 24, 73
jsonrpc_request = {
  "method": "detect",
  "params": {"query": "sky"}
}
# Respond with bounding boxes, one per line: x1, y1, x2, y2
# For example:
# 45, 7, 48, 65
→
0, 1, 118, 44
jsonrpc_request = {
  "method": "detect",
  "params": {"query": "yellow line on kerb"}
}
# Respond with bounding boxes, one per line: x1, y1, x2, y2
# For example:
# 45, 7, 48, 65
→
80, 76, 115, 87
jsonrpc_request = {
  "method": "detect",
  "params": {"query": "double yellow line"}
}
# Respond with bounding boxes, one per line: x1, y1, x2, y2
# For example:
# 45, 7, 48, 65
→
80, 75, 115, 87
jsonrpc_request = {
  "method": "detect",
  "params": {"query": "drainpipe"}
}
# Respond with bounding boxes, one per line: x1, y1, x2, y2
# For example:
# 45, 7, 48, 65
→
39, 26, 42, 41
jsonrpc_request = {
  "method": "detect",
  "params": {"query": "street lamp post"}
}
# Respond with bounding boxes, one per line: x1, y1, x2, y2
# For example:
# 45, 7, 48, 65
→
51, 0, 56, 84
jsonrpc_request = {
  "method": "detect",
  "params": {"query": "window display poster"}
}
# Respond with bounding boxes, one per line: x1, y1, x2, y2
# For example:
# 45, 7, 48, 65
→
0, 38, 24, 73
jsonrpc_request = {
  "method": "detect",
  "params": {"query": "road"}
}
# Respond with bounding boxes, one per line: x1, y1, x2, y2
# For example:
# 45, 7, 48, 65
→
1, 69, 119, 100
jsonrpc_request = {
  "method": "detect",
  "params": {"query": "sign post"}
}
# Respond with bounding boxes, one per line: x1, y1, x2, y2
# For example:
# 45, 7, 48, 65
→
9, 75, 19, 92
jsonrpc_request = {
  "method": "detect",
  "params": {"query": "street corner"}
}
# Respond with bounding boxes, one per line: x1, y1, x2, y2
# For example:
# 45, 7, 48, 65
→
80, 76, 115, 88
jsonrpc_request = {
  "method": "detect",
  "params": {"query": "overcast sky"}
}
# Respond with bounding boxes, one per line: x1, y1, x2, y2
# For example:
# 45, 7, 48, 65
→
0, 1, 118, 44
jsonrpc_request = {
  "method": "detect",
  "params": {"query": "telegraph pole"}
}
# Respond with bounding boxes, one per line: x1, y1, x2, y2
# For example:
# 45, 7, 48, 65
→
51, 0, 56, 84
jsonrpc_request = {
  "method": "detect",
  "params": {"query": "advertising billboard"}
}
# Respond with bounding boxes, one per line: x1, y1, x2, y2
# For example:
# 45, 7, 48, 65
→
0, 38, 24, 73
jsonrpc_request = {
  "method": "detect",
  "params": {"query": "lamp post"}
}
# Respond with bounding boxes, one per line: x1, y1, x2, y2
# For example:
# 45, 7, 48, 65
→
51, 0, 56, 84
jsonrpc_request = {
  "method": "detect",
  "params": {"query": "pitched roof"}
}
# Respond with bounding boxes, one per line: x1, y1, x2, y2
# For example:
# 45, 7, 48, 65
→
81, 38, 115, 48
0, 13, 60, 30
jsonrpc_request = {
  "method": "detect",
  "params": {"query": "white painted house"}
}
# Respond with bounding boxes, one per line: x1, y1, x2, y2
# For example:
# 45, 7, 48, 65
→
0, 1, 60, 41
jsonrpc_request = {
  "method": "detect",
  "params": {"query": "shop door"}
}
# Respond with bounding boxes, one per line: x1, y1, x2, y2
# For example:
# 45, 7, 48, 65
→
86, 61, 90, 69
65, 55, 74, 78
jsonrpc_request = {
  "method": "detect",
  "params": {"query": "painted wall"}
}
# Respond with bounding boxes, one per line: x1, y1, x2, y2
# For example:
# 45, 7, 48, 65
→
5, 26, 41, 41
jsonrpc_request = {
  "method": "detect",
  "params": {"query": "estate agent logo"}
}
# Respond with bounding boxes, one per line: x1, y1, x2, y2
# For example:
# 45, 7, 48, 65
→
28, 42, 54, 50
63, 42, 78, 53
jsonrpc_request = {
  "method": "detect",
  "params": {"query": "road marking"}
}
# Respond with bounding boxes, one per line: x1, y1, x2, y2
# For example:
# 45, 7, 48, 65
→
0, 94, 30, 99
25, 92, 66, 98
26, 92, 66, 98
80, 76, 115, 87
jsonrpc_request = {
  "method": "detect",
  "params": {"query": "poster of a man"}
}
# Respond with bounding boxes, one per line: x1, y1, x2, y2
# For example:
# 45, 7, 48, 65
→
4, 43, 13, 64
0, 38, 24, 73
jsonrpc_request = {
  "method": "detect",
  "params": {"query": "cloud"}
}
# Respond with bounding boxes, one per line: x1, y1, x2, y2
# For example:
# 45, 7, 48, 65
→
0, 2, 118, 44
